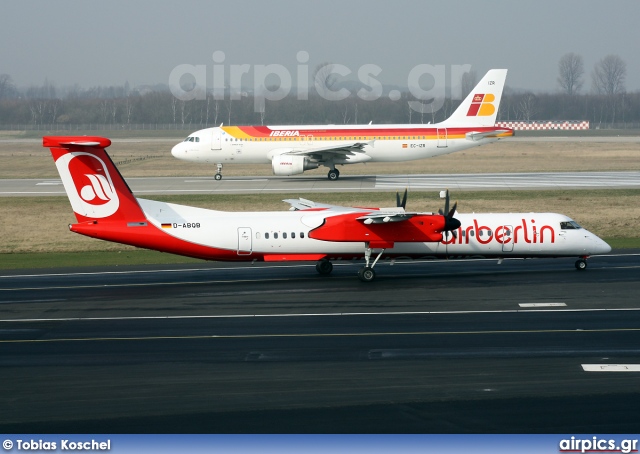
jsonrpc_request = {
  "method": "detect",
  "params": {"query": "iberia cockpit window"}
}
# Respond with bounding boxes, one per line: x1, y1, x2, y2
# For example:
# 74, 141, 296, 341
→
560, 221, 582, 230
183, 136, 199, 142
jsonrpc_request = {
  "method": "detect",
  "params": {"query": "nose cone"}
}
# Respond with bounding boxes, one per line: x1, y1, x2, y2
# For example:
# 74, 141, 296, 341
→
585, 232, 612, 255
591, 235, 612, 255
171, 143, 182, 159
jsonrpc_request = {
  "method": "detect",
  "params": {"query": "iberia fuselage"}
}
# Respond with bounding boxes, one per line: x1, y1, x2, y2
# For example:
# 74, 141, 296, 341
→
172, 124, 513, 169
171, 69, 513, 180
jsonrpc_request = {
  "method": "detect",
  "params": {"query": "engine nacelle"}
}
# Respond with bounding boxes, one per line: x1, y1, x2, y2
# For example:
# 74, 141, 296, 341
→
271, 155, 318, 176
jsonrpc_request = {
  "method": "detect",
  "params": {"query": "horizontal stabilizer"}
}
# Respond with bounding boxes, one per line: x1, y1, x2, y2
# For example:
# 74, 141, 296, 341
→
465, 129, 513, 141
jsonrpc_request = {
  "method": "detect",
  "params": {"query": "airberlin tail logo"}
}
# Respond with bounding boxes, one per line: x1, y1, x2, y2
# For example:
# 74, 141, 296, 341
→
466, 93, 496, 117
55, 152, 120, 218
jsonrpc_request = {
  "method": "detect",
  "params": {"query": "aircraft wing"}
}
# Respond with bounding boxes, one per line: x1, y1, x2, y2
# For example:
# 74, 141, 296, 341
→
356, 212, 415, 224
283, 198, 343, 211
283, 198, 417, 223
283, 140, 373, 158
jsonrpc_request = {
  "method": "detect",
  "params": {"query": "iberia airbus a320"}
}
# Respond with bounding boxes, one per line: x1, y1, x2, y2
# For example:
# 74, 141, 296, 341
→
45, 135, 610, 282
171, 69, 513, 181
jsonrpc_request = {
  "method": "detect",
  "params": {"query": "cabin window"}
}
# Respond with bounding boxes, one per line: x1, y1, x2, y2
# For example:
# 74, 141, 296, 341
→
300, 232, 305, 238
469, 230, 475, 237
291, 232, 296, 239
265, 232, 269, 239
283, 232, 287, 239
256, 232, 261, 239
274, 232, 278, 239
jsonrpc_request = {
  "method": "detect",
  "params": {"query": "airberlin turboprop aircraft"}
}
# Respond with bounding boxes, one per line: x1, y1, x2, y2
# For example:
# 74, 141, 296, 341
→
46, 135, 610, 282
171, 69, 513, 181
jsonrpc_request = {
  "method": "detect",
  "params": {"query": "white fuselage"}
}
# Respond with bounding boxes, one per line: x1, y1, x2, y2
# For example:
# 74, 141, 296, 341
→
140, 198, 611, 260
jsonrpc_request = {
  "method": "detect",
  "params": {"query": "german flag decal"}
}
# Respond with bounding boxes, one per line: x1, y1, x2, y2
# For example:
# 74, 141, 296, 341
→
161, 223, 172, 229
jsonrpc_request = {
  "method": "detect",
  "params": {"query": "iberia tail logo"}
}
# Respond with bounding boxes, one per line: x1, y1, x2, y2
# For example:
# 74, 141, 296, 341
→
55, 152, 120, 218
466, 93, 496, 117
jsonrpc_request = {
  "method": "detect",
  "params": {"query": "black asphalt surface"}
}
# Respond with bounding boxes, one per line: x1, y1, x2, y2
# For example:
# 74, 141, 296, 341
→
1, 251, 640, 433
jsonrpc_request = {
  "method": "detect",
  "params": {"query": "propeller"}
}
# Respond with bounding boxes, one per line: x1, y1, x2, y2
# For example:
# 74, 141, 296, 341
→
438, 189, 461, 235
396, 188, 408, 209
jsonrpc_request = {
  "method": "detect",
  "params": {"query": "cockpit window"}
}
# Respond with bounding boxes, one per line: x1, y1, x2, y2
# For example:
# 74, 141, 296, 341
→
560, 221, 583, 230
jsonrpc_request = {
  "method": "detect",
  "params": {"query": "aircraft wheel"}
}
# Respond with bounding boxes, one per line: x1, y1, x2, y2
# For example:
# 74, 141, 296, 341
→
575, 259, 587, 270
214, 174, 222, 181
316, 259, 333, 276
327, 169, 339, 181
357, 267, 376, 283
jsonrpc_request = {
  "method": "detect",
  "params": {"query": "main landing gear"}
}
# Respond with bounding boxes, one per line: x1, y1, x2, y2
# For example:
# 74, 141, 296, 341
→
214, 163, 223, 180
314, 246, 385, 283
316, 258, 333, 275
327, 168, 340, 181
358, 246, 385, 282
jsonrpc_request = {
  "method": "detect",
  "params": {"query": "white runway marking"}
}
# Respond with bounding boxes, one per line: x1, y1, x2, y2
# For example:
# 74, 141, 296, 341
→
375, 171, 640, 190
582, 364, 640, 372
2, 307, 640, 324
519, 303, 567, 307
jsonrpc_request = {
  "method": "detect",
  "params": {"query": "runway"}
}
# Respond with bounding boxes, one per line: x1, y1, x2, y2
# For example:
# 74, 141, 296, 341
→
1, 171, 640, 196
2, 252, 640, 432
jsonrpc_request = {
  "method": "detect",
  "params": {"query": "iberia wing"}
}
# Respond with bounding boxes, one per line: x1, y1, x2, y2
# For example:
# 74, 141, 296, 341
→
284, 140, 373, 159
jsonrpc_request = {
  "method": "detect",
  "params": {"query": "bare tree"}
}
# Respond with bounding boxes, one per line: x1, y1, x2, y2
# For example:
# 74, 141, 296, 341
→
124, 96, 134, 126
0, 74, 15, 99
557, 52, 584, 95
518, 93, 537, 121
592, 54, 626, 95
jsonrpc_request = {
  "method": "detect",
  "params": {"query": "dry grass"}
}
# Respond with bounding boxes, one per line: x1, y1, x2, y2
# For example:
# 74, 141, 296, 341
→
1, 138, 640, 178
1, 136, 638, 255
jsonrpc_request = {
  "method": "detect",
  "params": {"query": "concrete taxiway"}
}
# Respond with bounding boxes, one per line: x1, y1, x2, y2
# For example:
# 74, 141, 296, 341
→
1, 171, 639, 196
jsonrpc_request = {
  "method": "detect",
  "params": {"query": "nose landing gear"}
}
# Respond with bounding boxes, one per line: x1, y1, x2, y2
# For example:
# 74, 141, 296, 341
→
214, 163, 223, 180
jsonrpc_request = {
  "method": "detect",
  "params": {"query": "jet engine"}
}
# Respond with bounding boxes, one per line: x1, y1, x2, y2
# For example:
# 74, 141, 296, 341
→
271, 155, 318, 176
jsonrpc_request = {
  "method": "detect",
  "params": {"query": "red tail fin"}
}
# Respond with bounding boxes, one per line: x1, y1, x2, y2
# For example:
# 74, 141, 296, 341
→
44, 136, 146, 223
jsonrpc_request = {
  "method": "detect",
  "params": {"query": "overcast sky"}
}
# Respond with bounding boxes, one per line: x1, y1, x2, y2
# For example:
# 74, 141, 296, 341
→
1, 0, 638, 93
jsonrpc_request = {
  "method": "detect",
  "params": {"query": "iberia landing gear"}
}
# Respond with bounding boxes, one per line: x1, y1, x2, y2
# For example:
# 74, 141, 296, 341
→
327, 167, 340, 181
214, 163, 223, 180
358, 244, 386, 282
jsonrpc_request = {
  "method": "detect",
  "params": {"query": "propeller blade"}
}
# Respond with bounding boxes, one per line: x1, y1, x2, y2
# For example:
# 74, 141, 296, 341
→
396, 188, 408, 209
448, 201, 457, 218
439, 190, 460, 232
443, 190, 450, 216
